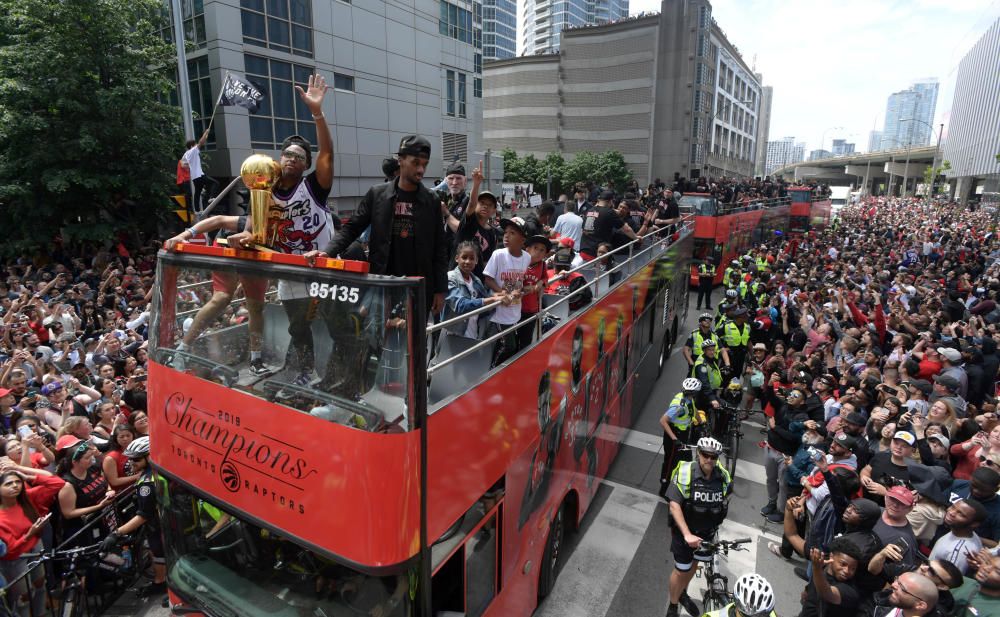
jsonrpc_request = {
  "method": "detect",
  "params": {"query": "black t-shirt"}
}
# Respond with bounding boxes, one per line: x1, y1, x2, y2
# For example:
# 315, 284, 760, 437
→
456, 216, 499, 279
387, 188, 419, 277
801, 575, 861, 617
865, 451, 911, 505
580, 206, 623, 255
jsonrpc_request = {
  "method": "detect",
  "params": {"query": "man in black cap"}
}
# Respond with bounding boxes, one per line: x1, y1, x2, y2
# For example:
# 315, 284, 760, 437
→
950, 466, 1000, 544
931, 373, 968, 417
440, 161, 469, 250
313, 134, 449, 316
579, 189, 653, 261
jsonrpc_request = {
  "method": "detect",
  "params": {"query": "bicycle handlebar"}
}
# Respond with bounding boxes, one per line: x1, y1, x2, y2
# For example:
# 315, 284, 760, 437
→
26, 542, 107, 570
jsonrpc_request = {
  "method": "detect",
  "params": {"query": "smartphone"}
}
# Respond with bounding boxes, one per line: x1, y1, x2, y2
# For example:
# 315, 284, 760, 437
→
17, 425, 32, 439
134, 375, 147, 383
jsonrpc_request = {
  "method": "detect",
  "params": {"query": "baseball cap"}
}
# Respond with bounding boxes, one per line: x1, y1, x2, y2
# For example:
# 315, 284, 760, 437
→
499, 217, 527, 236
731, 306, 748, 317
397, 134, 431, 157
927, 433, 950, 449
40, 382, 63, 396
753, 343, 767, 351
0, 388, 11, 398
893, 430, 916, 446
833, 433, 857, 452
908, 379, 933, 395
526, 235, 552, 251
477, 190, 498, 206
445, 161, 465, 176
553, 247, 574, 267
937, 346, 962, 362
885, 485, 915, 507
55, 434, 87, 451
793, 371, 813, 385
845, 411, 868, 427
934, 373, 960, 391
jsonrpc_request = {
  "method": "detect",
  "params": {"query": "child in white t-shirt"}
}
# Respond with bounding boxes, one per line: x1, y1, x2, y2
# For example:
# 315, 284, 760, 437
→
483, 216, 531, 366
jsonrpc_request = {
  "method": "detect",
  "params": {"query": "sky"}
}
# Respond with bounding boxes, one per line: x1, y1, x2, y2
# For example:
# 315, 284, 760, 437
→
627, 0, 1000, 152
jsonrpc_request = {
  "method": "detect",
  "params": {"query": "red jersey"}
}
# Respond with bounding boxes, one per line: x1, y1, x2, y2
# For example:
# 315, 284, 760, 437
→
521, 261, 547, 314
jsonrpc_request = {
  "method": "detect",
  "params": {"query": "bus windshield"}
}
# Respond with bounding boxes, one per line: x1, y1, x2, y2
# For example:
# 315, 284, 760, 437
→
162, 483, 411, 617
678, 194, 717, 216
150, 254, 417, 431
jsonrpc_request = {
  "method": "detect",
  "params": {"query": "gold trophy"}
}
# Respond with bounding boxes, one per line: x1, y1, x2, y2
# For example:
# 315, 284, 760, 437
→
238, 154, 281, 251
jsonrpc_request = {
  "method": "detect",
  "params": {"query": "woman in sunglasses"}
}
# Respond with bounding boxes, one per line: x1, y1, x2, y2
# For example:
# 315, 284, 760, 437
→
54, 435, 115, 547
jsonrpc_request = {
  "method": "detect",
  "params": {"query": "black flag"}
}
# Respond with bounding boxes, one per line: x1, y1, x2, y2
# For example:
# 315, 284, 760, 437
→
219, 73, 266, 112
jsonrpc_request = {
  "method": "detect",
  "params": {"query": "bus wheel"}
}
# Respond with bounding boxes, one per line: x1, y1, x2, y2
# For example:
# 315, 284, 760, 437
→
537, 504, 565, 600
657, 331, 672, 377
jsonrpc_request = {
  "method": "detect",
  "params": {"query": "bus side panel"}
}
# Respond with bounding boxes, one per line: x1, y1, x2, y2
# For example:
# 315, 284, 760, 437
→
427, 235, 691, 617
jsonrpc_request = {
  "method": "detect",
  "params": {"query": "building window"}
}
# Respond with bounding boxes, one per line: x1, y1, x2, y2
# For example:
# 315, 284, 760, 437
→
241, 0, 313, 57
333, 73, 354, 91
474, 77, 482, 98
696, 63, 705, 85
161, 0, 207, 48
692, 117, 701, 140
440, 1, 474, 44
188, 56, 215, 146
474, 53, 482, 74
446, 70, 456, 116
246, 54, 317, 149
458, 73, 467, 118
699, 4, 710, 28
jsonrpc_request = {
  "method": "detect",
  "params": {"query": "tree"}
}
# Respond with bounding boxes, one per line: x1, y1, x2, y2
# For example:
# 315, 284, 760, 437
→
922, 159, 951, 196
501, 148, 520, 182
561, 151, 600, 189
0, 0, 184, 257
539, 152, 565, 199
595, 151, 634, 192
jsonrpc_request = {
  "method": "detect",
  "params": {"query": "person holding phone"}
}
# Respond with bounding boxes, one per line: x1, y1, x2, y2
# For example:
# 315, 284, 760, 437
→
0, 463, 64, 615
868, 486, 920, 578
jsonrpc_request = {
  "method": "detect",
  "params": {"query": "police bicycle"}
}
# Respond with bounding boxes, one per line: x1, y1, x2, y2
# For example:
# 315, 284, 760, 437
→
696, 537, 752, 614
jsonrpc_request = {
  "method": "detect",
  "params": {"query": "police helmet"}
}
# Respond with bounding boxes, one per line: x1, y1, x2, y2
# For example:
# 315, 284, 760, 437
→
682, 378, 702, 392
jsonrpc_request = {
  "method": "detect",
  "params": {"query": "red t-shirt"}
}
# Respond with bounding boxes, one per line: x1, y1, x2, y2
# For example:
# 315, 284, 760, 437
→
176, 159, 190, 185
916, 358, 942, 380
521, 261, 547, 315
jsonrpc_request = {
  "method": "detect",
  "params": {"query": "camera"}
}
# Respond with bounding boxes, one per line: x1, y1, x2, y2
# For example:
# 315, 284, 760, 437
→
807, 446, 823, 461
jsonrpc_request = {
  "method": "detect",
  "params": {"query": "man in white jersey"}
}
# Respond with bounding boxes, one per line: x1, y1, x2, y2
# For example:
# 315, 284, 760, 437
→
229, 73, 341, 388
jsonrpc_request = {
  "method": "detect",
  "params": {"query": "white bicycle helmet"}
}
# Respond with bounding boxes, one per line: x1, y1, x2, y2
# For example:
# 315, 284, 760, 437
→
730, 260, 739, 267
124, 436, 150, 460
681, 378, 702, 392
726, 289, 739, 299
701, 338, 717, 348
733, 573, 775, 616
698, 313, 713, 322
696, 436, 723, 455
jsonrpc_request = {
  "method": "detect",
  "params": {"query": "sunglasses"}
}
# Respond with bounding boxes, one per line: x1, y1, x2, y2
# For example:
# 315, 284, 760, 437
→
281, 149, 307, 162
788, 392, 803, 399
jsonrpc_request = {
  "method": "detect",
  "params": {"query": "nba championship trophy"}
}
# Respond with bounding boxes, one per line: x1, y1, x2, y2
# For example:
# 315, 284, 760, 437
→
239, 154, 281, 251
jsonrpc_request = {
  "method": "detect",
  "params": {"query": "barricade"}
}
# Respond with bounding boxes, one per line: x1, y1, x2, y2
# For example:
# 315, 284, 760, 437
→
0, 487, 142, 617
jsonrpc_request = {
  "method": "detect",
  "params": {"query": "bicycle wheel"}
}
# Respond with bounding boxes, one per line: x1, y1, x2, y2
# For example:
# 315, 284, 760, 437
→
726, 424, 740, 479
701, 588, 727, 613
61, 585, 81, 617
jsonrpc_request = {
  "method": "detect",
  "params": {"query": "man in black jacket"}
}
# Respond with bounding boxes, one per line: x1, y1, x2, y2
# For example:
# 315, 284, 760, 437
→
310, 135, 449, 315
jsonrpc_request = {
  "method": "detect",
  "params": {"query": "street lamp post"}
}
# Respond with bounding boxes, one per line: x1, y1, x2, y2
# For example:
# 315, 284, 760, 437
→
900, 117, 940, 197
818, 126, 843, 159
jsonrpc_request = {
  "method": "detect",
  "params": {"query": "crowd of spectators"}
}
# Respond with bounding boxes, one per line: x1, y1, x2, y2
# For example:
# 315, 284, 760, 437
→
732, 195, 1000, 616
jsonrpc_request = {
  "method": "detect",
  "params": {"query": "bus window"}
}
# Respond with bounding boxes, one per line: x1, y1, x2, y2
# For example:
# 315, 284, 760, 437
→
678, 194, 717, 216
151, 258, 417, 431
163, 484, 411, 617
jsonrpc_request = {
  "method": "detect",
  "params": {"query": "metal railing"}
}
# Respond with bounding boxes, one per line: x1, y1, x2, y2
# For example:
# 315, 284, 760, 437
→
0, 487, 141, 617
427, 215, 694, 375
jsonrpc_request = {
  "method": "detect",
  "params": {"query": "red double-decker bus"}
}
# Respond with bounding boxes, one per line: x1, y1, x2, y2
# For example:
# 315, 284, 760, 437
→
681, 192, 791, 285
787, 186, 833, 235
149, 219, 693, 616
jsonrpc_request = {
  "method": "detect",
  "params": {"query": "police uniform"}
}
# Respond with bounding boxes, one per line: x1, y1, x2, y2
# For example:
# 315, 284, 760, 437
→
684, 328, 721, 364
719, 318, 750, 376
134, 470, 165, 564
666, 460, 732, 571
691, 355, 726, 440
722, 266, 739, 289
696, 262, 716, 310
660, 393, 698, 492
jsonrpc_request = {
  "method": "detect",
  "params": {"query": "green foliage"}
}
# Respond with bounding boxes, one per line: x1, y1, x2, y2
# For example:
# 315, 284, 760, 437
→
503, 149, 634, 198
922, 160, 952, 196
0, 0, 183, 256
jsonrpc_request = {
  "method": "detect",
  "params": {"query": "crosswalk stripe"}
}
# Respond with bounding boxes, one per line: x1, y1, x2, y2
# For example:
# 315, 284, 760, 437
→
616, 426, 770, 489
536, 482, 658, 617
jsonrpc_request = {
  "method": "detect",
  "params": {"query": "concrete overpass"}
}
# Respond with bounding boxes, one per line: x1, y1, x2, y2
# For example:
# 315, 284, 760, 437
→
772, 146, 938, 196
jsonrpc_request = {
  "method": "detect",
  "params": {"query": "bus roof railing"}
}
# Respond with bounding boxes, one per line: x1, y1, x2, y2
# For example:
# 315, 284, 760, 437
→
427, 215, 694, 376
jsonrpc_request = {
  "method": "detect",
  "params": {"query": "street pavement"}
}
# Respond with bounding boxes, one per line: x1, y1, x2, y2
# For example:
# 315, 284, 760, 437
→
536, 289, 804, 617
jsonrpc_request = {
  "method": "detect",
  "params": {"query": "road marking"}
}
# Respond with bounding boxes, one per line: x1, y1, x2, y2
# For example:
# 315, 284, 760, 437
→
614, 427, 769, 488
536, 482, 658, 617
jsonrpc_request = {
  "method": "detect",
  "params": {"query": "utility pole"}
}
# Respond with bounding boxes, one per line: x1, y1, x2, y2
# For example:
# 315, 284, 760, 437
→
171, 0, 195, 141
929, 122, 944, 197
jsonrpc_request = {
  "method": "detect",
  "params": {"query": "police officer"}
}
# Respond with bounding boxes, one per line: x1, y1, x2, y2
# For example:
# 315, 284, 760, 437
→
658, 378, 702, 498
696, 260, 716, 310
719, 306, 751, 377
722, 260, 740, 289
715, 290, 741, 329
701, 573, 777, 617
665, 437, 732, 617
691, 340, 724, 439
101, 436, 167, 598
682, 314, 730, 370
